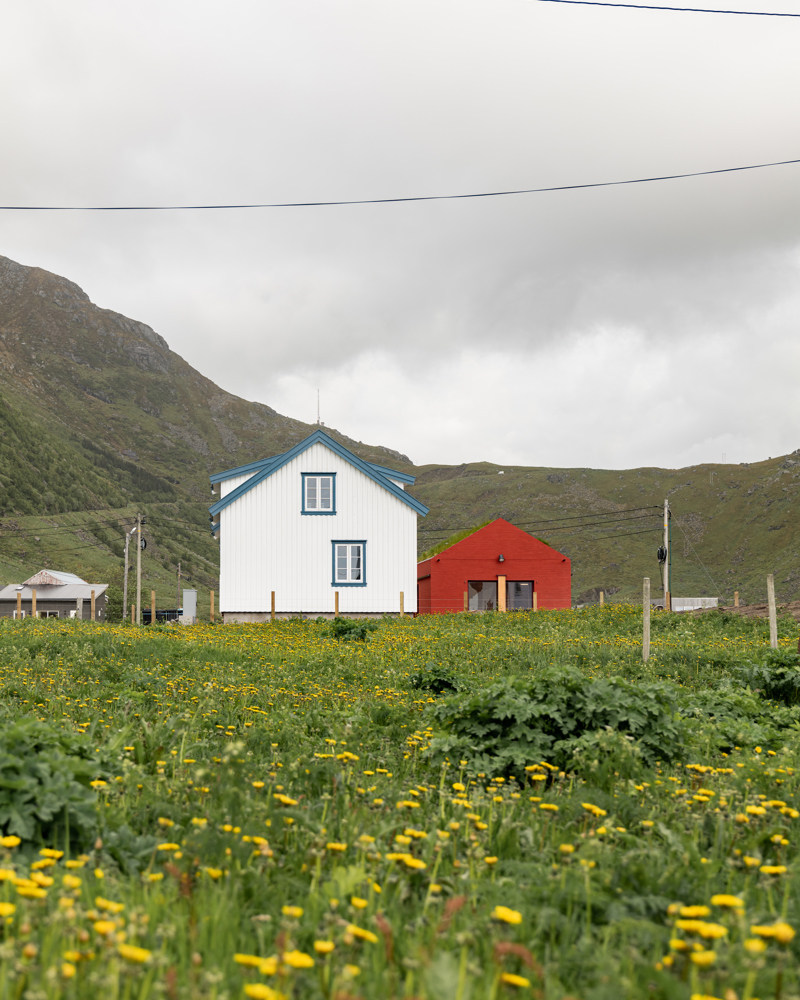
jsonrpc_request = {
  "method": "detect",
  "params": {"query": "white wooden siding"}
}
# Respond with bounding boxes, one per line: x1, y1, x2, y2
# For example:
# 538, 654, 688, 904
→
219, 442, 419, 613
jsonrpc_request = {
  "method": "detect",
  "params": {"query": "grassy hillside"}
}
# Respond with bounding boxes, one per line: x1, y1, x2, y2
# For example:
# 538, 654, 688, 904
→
0, 252, 796, 610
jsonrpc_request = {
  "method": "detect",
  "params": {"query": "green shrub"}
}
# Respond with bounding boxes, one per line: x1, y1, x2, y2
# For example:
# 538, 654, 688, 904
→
0, 716, 109, 850
425, 667, 684, 774
409, 664, 462, 695
735, 649, 800, 705
328, 617, 379, 642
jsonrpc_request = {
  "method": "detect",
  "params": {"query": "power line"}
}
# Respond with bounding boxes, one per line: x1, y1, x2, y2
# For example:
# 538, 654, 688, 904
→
534, 0, 800, 15
418, 509, 661, 535
1, 158, 799, 212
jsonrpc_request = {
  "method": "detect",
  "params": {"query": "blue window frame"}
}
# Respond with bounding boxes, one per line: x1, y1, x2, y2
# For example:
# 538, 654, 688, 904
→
302, 473, 336, 514
332, 540, 366, 587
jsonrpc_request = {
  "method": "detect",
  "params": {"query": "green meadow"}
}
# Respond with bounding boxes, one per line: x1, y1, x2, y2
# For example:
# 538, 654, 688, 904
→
0, 606, 798, 1000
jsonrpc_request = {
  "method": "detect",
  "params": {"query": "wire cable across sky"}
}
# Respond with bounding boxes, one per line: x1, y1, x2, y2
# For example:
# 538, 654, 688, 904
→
1, 157, 799, 211
533, 0, 800, 15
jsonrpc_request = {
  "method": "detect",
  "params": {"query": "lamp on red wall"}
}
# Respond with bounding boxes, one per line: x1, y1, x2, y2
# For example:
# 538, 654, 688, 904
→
498, 554, 505, 562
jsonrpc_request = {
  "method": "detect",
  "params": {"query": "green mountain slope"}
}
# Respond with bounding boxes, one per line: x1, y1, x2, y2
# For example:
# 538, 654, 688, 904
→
0, 253, 796, 612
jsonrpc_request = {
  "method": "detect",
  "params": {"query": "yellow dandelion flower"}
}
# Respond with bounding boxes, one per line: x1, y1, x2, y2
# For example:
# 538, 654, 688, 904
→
501, 973, 531, 987
491, 905, 522, 925
282, 950, 314, 969
118, 944, 152, 963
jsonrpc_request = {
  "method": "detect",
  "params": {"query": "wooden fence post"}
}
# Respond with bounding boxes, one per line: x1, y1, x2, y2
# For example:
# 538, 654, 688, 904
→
16, 591, 21, 619
665, 591, 671, 612
151, 590, 156, 626
734, 590, 739, 608
31, 589, 37, 619
90, 590, 96, 621
334, 591, 339, 616
210, 590, 215, 623
643, 578, 650, 662
599, 590, 604, 606
399, 591, 404, 615
498, 576, 507, 613
533, 591, 538, 612
464, 590, 468, 612
767, 574, 778, 649
271, 591, 276, 622
131, 604, 135, 624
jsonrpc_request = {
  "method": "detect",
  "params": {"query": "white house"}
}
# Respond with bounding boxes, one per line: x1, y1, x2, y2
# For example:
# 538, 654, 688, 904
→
209, 429, 428, 621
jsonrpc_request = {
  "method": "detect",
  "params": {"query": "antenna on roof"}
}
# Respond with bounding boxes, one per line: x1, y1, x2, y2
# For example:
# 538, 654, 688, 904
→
317, 389, 320, 426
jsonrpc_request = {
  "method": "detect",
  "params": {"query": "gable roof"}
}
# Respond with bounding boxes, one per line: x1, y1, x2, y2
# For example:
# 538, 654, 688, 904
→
24, 570, 88, 586
210, 452, 416, 486
418, 518, 560, 563
209, 429, 428, 518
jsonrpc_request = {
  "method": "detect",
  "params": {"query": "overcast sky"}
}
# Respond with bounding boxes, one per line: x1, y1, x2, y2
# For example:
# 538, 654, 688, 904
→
2, 0, 799, 469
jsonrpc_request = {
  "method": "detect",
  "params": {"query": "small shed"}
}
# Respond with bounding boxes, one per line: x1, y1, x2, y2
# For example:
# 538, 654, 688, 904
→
417, 518, 571, 614
0, 570, 109, 620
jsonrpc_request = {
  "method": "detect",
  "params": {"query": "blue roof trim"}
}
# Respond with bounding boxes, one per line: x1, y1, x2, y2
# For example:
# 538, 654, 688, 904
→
368, 463, 416, 485
210, 453, 285, 485
210, 521, 220, 534
208, 429, 428, 518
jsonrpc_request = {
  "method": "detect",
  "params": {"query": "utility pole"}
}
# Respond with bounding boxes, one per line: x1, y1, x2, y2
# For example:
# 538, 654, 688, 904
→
663, 498, 671, 610
123, 523, 137, 622
135, 512, 142, 625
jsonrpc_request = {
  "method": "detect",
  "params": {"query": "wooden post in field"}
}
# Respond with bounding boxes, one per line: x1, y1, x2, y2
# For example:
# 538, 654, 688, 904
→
151, 590, 156, 627
16, 591, 21, 619
334, 591, 339, 616
599, 590, 604, 606
533, 591, 538, 612
271, 591, 276, 622
399, 591, 404, 615
665, 591, 671, 612
90, 590, 96, 621
130, 604, 134, 624
734, 590, 739, 608
210, 590, 215, 623
643, 578, 650, 662
464, 590, 468, 612
767, 573, 778, 649
498, 575, 507, 613
31, 589, 37, 618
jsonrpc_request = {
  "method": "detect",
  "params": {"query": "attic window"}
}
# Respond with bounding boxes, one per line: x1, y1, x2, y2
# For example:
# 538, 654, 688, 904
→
303, 474, 335, 514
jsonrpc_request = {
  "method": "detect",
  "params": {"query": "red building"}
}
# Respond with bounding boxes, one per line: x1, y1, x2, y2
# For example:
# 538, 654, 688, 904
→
417, 518, 571, 614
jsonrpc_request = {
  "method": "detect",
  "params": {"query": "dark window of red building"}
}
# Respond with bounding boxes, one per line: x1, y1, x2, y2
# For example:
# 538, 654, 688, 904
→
507, 581, 533, 610
468, 581, 496, 610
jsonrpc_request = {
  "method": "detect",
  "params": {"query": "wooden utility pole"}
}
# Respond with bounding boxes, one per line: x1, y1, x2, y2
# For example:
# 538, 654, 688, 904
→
767, 574, 778, 649
663, 499, 671, 611
643, 578, 651, 662
135, 513, 142, 625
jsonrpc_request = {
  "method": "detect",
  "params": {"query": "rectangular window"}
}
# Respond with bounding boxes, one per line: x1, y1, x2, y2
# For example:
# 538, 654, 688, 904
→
12, 610, 25, 619
506, 581, 533, 610
332, 541, 366, 586
468, 581, 497, 611
303, 474, 336, 514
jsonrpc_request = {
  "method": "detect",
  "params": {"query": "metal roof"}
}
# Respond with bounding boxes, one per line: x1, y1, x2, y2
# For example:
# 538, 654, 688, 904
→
0, 583, 109, 601
23, 570, 88, 586
209, 429, 428, 518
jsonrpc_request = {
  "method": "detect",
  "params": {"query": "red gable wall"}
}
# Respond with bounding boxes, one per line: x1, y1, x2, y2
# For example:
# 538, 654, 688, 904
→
417, 518, 571, 614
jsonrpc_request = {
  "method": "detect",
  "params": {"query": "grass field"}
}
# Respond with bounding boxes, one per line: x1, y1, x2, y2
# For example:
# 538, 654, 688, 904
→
0, 607, 799, 1000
